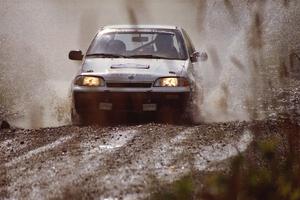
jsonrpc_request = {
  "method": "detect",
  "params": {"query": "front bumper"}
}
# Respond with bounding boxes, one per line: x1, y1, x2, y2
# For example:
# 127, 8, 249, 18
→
72, 86, 191, 113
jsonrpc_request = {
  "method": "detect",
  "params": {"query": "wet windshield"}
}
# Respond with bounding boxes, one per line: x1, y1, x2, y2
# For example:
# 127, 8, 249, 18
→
87, 30, 188, 60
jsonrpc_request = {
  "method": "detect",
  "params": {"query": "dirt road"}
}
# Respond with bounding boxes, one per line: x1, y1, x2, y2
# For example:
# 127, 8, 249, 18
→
0, 122, 253, 199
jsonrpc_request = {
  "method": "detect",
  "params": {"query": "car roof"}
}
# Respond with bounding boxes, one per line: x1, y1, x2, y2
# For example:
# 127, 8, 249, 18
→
102, 25, 179, 30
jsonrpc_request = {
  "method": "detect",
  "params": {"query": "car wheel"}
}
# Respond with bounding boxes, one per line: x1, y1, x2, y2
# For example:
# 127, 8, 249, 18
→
187, 104, 202, 124
184, 96, 203, 124
71, 108, 86, 126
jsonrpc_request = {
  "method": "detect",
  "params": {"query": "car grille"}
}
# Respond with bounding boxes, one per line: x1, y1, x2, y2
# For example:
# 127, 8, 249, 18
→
106, 83, 152, 88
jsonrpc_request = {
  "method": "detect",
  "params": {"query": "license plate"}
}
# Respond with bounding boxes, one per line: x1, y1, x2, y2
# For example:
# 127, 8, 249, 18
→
142, 104, 157, 111
99, 103, 112, 111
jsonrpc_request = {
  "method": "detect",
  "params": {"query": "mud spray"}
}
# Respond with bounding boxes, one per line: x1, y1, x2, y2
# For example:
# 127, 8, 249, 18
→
0, 0, 299, 128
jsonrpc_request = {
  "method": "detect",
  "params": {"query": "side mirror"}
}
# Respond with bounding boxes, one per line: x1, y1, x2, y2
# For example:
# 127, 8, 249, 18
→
191, 51, 208, 63
69, 50, 83, 61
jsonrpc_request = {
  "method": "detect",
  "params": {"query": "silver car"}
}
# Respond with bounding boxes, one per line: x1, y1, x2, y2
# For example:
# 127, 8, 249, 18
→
69, 25, 206, 125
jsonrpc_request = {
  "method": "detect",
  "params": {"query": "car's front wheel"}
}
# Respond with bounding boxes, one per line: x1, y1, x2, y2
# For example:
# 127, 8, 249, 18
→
71, 108, 86, 126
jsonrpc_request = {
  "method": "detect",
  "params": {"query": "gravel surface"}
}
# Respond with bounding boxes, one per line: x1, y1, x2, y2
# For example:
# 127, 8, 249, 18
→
0, 122, 254, 200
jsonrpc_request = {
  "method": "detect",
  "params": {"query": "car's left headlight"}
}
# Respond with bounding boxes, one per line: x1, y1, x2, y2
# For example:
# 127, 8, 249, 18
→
154, 77, 190, 87
74, 76, 105, 87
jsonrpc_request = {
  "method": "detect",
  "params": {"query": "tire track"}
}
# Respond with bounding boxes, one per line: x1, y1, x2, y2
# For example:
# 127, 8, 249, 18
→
5, 134, 74, 168
4, 128, 138, 199
88, 126, 253, 199
195, 129, 253, 170
2, 124, 253, 200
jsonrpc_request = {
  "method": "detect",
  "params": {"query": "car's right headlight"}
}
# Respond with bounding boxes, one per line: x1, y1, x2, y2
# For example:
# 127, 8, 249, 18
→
74, 76, 105, 87
154, 77, 190, 87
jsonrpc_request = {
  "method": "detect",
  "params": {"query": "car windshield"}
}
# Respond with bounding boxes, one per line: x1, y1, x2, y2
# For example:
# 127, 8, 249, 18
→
86, 29, 188, 60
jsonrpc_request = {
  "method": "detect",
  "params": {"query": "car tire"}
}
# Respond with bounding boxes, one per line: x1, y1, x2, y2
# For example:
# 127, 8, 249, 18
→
185, 96, 203, 124
71, 108, 86, 126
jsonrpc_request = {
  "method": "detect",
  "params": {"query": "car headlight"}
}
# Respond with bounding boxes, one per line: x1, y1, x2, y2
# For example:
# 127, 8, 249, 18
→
75, 76, 105, 87
154, 77, 190, 87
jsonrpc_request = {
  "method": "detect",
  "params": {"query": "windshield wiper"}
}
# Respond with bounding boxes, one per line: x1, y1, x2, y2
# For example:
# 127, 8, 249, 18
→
86, 53, 126, 58
125, 55, 171, 59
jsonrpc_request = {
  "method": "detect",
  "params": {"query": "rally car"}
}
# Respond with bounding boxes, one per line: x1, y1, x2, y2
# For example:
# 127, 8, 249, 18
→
69, 25, 207, 125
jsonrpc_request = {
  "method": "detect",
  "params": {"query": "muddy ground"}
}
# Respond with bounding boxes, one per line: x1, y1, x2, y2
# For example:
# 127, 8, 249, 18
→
0, 118, 298, 200
0, 121, 251, 200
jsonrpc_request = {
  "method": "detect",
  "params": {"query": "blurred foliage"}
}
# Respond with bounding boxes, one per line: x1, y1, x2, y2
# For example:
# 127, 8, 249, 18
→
150, 175, 195, 200
150, 118, 300, 200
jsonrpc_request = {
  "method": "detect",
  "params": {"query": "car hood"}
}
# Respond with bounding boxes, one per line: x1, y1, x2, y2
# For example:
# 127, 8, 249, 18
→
81, 58, 188, 82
